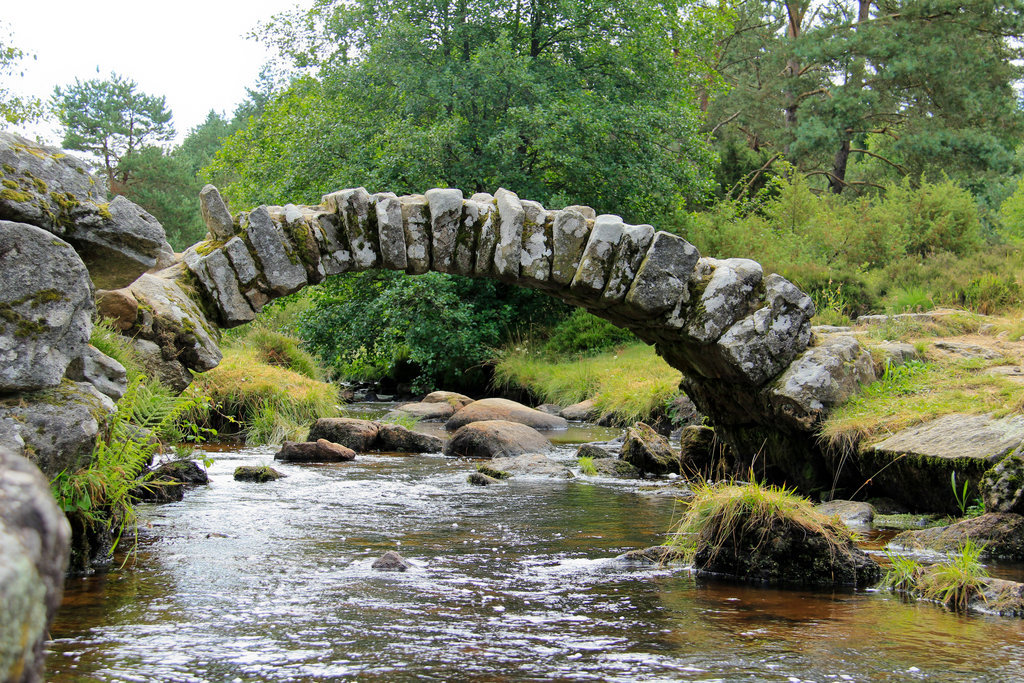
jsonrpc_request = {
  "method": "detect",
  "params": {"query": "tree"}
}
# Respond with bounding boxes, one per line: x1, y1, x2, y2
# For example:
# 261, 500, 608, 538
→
0, 24, 43, 124
212, 0, 726, 223
52, 73, 175, 192
704, 1, 1024, 196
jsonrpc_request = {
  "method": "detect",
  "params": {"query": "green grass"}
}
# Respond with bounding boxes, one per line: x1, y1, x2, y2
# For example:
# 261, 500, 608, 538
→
193, 343, 338, 445
493, 342, 682, 425
668, 479, 852, 565
577, 455, 598, 476
882, 540, 989, 612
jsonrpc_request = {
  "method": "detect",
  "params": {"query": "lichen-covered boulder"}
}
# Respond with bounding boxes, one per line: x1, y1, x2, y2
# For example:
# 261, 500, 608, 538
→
679, 425, 727, 479
445, 420, 554, 459
0, 221, 93, 393
620, 422, 680, 475
308, 418, 380, 452
234, 465, 285, 482
65, 344, 127, 401
982, 453, 1024, 514
0, 446, 71, 683
0, 132, 173, 289
446, 398, 568, 431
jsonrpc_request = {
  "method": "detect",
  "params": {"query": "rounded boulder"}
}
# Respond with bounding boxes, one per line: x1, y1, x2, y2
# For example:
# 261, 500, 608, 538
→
445, 398, 568, 431
445, 420, 554, 459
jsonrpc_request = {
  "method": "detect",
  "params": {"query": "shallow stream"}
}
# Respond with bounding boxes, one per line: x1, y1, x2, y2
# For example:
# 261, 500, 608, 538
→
47, 420, 1024, 681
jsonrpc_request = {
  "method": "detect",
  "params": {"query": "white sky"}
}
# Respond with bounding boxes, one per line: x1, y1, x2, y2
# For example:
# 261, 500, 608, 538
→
3, 0, 310, 145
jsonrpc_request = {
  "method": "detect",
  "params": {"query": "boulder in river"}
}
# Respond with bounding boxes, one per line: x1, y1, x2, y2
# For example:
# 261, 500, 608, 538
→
445, 420, 554, 459
815, 500, 876, 527
446, 398, 568, 431
372, 550, 412, 571
468, 472, 502, 486
421, 390, 473, 409
234, 465, 286, 482
376, 423, 445, 453
489, 453, 574, 479
560, 399, 599, 421
276, 439, 356, 463
308, 418, 380, 452
620, 422, 681, 476
890, 513, 1024, 561
386, 401, 456, 422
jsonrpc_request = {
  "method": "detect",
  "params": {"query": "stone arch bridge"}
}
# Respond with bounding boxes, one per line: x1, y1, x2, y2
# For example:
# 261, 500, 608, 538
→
171, 185, 860, 488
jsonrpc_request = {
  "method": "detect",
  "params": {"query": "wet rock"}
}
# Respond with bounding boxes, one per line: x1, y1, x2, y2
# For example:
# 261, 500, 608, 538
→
0, 447, 71, 683
620, 422, 681, 476
275, 439, 356, 463
488, 453, 574, 479
476, 465, 512, 480
134, 459, 210, 503
560, 399, 599, 421
0, 221, 94, 393
387, 401, 456, 422
234, 465, 286, 482
982, 453, 1024, 513
692, 510, 880, 587
376, 423, 444, 453
446, 398, 568, 431
468, 472, 502, 486
861, 414, 1024, 514
592, 458, 641, 479
445, 420, 554, 459
372, 550, 412, 572
617, 545, 686, 565
816, 500, 876, 527
576, 443, 614, 459
535, 403, 563, 415
308, 418, 380, 452
890, 513, 1024, 560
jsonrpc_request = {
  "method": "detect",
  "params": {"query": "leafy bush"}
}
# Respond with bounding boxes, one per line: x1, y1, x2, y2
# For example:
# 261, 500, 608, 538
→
542, 308, 636, 356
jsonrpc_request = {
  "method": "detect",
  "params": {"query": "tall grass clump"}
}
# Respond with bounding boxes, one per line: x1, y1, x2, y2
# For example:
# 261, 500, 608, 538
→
881, 540, 989, 612
192, 341, 338, 444
668, 479, 852, 565
493, 342, 681, 425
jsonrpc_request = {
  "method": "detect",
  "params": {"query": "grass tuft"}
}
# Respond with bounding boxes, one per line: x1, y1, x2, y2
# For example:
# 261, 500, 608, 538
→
882, 540, 989, 612
577, 455, 598, 476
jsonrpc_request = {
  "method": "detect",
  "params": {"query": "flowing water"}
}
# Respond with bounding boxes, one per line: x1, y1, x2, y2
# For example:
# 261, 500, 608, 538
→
47, 423, 1024, 681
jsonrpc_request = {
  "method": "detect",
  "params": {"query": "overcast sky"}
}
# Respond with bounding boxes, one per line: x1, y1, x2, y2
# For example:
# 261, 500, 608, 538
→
4, 0, 310, 145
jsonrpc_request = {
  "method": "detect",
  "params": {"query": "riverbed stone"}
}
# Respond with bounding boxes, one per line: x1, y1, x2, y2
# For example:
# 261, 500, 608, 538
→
0, 446, 71, 683
133, 459, 210, 504
445, 420, 554, 459
468, 472, 502, 486
617, 545, 687, 565
386, 402, 456, 422
276, 439, 357, 463
422, 391, 474, 409
199, 185, 235, 240
234, 465, 286, 482
308, 418, 380, 452
816, 500, 876, 527
561, 399, 599, 421
488, 452, 574, 478
376, 424, 444, 453
620, 422, 681, 476
446, 398, 568, 431
890, 513, 1024, 560
679, 425, 728, 479
0, 221, 94, 393
592, 457, 642, 478
861, 414, 1024, 514
372, 550, 412, 571
576, 443, 614, 459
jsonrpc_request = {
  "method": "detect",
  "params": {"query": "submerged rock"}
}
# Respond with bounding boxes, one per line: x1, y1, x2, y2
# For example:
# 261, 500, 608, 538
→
617, 545, 686, 565
234, 465, 286, 482
372, 550, 412, 572
620, 422, 680, 476
468, 472, 502, 486
276, 439, 356, 463
446, 398, 568, 431
890, 513, 1024, 560
444, 420, 554, 459
488, 453, 574, 479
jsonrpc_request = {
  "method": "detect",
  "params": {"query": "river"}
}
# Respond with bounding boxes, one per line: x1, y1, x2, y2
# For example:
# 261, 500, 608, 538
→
46, 422, 1024, 681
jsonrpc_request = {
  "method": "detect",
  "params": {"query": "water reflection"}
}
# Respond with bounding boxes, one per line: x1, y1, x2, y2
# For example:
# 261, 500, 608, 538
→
48, 444, 1024, 681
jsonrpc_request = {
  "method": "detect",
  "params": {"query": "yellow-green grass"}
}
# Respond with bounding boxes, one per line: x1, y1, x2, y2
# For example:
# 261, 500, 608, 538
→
193, 345, 339, 445
821, 353, 1024, 450
669, 479, 852, 564
881, 540, 989, 612
493, 342, 681, 425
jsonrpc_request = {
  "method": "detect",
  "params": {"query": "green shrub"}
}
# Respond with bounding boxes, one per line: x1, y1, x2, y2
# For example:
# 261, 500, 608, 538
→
240, 328, 323, 381
543, 309, 636, 355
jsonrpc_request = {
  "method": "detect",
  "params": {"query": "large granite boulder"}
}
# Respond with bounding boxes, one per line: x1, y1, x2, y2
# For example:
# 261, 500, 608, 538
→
0, 132, 173, 289
0, 447, 71, 683
0, 221, 94, 393
488, 452, 574, 478
446, 398, 568, 431
386, 401, 456, 422
308, 418, 380, 452
376, 423, 444, 453
421, 390, 473, 409
0, 381, 112, 480
444, 420, 554, 459
276, 439, 356, 463
860, 414, 1024, 514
